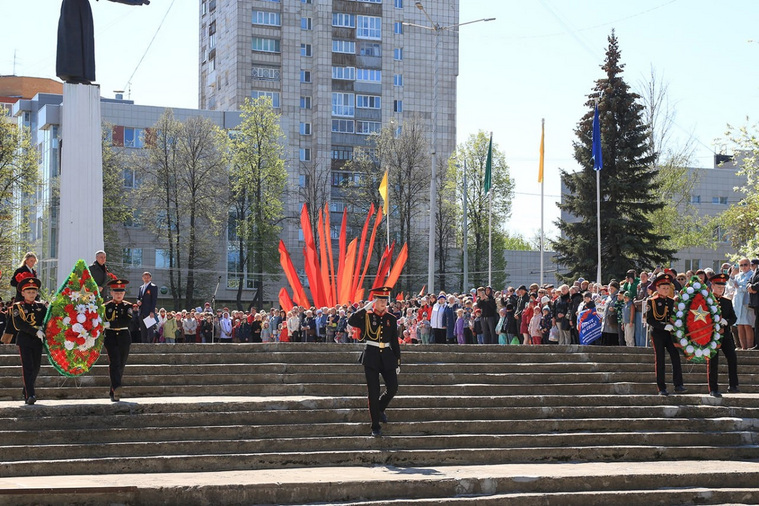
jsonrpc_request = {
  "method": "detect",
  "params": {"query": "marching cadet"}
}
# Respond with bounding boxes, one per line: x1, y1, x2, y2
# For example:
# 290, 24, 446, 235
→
707, 273, 739, 397
103, 278, 133, 401
348, 286, 401, 437
7, 277, 46, 405
646, 272, 686, 396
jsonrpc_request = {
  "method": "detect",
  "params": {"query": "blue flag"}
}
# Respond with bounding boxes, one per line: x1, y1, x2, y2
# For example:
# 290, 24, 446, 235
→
592, 103, 602, 171
578, 308, 602, 345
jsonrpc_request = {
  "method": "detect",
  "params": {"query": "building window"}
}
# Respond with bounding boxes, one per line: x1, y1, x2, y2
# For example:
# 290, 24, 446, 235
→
332, 13, 355, 28
355, 0, 382, 3
332, 39, 356, 54
155, 248, 171, 269
122, 248, 143, 267
251, 90, 281, 108
394, 74, 403, 86
332, 93, 355, 117
332, 119, 355, 133
123, 167, 137, 188
713, 225, 728, 243
300, 43, 312, 57
684, 259, 701, 271
394, 0, 403, 7
332, 172, 358, 186
299, 148, 312, 161
690, 195, 701, 204
332, 145, 353, 161
356, 68, 381, 82
332, 66, 356, 80
124, 210, 142, 229
393, 48, 403, 60
300, 96, 312, 109
302, 0, 312, 3
712, 196, 728, 205
357, 121, 381, 135
356, 95, 381, 109
124, 127, 144, 148
356, 15, 382, 40
359, 42, 381, 57
300, 70, 312, 83
301, 17, 312, 30
252, 37, 280, 53
209, 21, 216, 49
300, 122, 312, 135
252, 66, 280, 81
394, 22, 403, 34
299, 174, 309, 187
393, 100, 403, 112
252, 10, 281, 26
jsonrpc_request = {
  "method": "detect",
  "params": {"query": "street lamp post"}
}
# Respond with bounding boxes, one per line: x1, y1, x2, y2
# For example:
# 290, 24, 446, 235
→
405, 2, 494, 296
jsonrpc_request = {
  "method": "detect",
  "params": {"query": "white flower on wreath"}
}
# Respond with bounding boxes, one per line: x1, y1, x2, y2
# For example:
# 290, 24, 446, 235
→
64, 340, 75, 350
693, 282, 702, 290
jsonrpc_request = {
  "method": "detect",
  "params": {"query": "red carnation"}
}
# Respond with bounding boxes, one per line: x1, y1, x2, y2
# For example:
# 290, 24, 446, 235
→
15, 271, 33, 283
81, 270, 90, 281
108, 272, 118, 280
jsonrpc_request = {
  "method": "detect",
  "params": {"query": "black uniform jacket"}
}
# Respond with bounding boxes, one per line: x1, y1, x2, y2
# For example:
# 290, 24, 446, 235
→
646, 294, 674, 336
348, 308, 401, 370
11, 301, 47, 347
105, 300, 134, 330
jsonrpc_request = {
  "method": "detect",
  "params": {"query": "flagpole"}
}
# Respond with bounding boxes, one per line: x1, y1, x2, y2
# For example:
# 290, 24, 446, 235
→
386, 197, 390, 248
596, 169, 601, 284
539, 118, 545, 286
488, 190, 492, 287
462, 160, 468, 292
592, 100, 602, 284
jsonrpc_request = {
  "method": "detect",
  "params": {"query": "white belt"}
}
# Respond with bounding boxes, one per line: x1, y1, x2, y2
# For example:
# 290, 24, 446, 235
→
366, 340, 391, 349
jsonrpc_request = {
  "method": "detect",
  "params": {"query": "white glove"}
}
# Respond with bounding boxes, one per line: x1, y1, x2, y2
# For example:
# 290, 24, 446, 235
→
103, 321, 111, 329
396, 367, 401, 375
36, 330, 45, 341
363, 300, 374, 312
664, 324, 674, 332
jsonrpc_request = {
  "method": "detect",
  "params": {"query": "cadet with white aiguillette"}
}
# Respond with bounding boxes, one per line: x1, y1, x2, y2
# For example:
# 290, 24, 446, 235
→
706, 273, 739, 397
348, 287, 401, 437
5, 276, 47, 405
103, 278, 133, 401
646, 272, 686, 396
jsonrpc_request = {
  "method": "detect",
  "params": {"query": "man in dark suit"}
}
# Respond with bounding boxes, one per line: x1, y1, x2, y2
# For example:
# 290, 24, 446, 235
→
89, 250, 110, 295
136, 271, 158, 343
746, 259, 759, 348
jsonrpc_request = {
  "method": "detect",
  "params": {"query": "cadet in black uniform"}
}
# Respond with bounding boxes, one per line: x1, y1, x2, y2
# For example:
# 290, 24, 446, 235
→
348, 286, 401, 437
103, 278, 133, 401
9, 277, 47, 405
646, 272, 686, 396
706, 273, 739, 397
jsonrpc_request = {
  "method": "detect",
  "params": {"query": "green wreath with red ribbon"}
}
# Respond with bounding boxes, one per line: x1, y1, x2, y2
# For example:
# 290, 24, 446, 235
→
672, 276, 723, 363
43, 260, 106, 376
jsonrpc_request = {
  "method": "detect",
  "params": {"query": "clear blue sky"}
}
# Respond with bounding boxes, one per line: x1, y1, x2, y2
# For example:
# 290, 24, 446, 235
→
3, 1, 758, 243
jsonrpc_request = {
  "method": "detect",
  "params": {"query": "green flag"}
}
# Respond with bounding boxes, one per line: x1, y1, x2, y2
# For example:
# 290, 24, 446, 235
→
484, 132, 493, 194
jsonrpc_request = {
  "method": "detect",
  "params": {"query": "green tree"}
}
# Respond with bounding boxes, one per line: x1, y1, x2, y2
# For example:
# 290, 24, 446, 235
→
0, 119, 38, 290
229, 97, 287, 309
138, 110, 229, 309
555, 31, 674, 282
718, 120, 759, 254
452, 131, 514, 289
101, 125, 135, 266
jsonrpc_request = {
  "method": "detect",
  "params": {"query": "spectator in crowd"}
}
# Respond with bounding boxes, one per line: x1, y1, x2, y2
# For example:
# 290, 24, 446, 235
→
219, 311, 233, 343
287, 310, 301, 342
454, 308, 466, 344
733, 258, 755, 350
553, 285, 571, 345
430, 295, 449, 344
477, 287, 498, 344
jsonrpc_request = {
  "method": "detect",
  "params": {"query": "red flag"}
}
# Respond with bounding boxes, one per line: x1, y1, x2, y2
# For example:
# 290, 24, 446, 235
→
371, 242, 395, 291
317, 209, 331, 306
383, 243, 408, 289
356, 205, 383, 298
337, 209, 348, 302
351, 203, 374, 300
278, 288, 294, 312
278, 240, 310, 308
339, 239, 358, 304
418, 285, 426, 297
324, 204, 337, 307
301, 204, 326, 307
396, 292, 404, 301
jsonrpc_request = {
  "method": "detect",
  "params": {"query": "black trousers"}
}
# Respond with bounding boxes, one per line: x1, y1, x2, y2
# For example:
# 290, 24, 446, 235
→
364, 363, 398, 432
708, 332, 738, 392
104, 330, 131, 395
18, 339, 42, 400
652, 331, 683, 392
481, 316, 498, 344
433, 328, 447, 344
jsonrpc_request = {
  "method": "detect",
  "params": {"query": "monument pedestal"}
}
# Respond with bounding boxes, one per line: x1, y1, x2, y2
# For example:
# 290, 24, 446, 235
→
57, 83, 104, 287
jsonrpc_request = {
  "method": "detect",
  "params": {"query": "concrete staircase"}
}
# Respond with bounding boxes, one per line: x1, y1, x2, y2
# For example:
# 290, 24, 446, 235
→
1, 343, 759, 505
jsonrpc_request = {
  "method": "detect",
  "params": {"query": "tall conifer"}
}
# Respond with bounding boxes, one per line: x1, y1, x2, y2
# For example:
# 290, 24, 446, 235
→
555, 31, 674, 282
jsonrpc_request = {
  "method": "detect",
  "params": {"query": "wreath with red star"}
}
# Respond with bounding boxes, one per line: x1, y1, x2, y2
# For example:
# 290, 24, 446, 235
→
671, 276, 723, 363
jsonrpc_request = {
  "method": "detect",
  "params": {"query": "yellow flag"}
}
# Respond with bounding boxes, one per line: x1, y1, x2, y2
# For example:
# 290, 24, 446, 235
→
537, 119, 545, 183
379, 170, 388, 215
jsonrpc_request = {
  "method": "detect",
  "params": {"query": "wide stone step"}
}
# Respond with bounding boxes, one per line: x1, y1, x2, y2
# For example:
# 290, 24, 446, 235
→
2, 445, 759, 478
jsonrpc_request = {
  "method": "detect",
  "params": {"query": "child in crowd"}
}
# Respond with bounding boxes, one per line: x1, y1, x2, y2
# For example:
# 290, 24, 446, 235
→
529, 303, 543, 345
261, 320, 272, 342
622, 293, 635, 347
454, 308, 466, 344
473, 308, 483, 344
539, 306, 552, 344
496, 307, 509, 345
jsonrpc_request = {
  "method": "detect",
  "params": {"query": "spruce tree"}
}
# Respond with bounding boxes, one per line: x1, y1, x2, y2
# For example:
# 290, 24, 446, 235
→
555, 31, 674, 282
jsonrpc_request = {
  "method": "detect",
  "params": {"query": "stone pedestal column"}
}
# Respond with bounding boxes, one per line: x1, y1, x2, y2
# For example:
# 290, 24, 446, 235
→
57, 83, 104, 287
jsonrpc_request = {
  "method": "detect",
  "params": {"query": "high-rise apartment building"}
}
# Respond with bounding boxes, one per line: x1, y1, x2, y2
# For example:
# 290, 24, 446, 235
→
199, 0, 460, 248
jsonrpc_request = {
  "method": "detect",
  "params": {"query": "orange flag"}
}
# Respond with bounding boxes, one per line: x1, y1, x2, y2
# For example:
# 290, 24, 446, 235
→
352, 203, 374, 300
317, 209, 331, 306
383, 243, 408, 289
337, 209, 347, 301
324, 204, 337, 306
278, 240, 309, 308
339, 239, 358, 305
356, 205, 383, 298
278, 288, 294, 312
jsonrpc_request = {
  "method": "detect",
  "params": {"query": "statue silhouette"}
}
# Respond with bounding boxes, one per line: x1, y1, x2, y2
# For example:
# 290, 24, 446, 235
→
56, 0, 150, 84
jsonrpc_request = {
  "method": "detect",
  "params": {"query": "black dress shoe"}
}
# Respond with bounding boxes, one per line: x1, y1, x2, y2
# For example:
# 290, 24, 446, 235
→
25, 395, 36, 405
674, 386, 687, 393
380, 411, 388, 424
728, 386, 741, 393
371, 428, 382, 437
710, 391, 722, 398
658, 390, 669, 396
